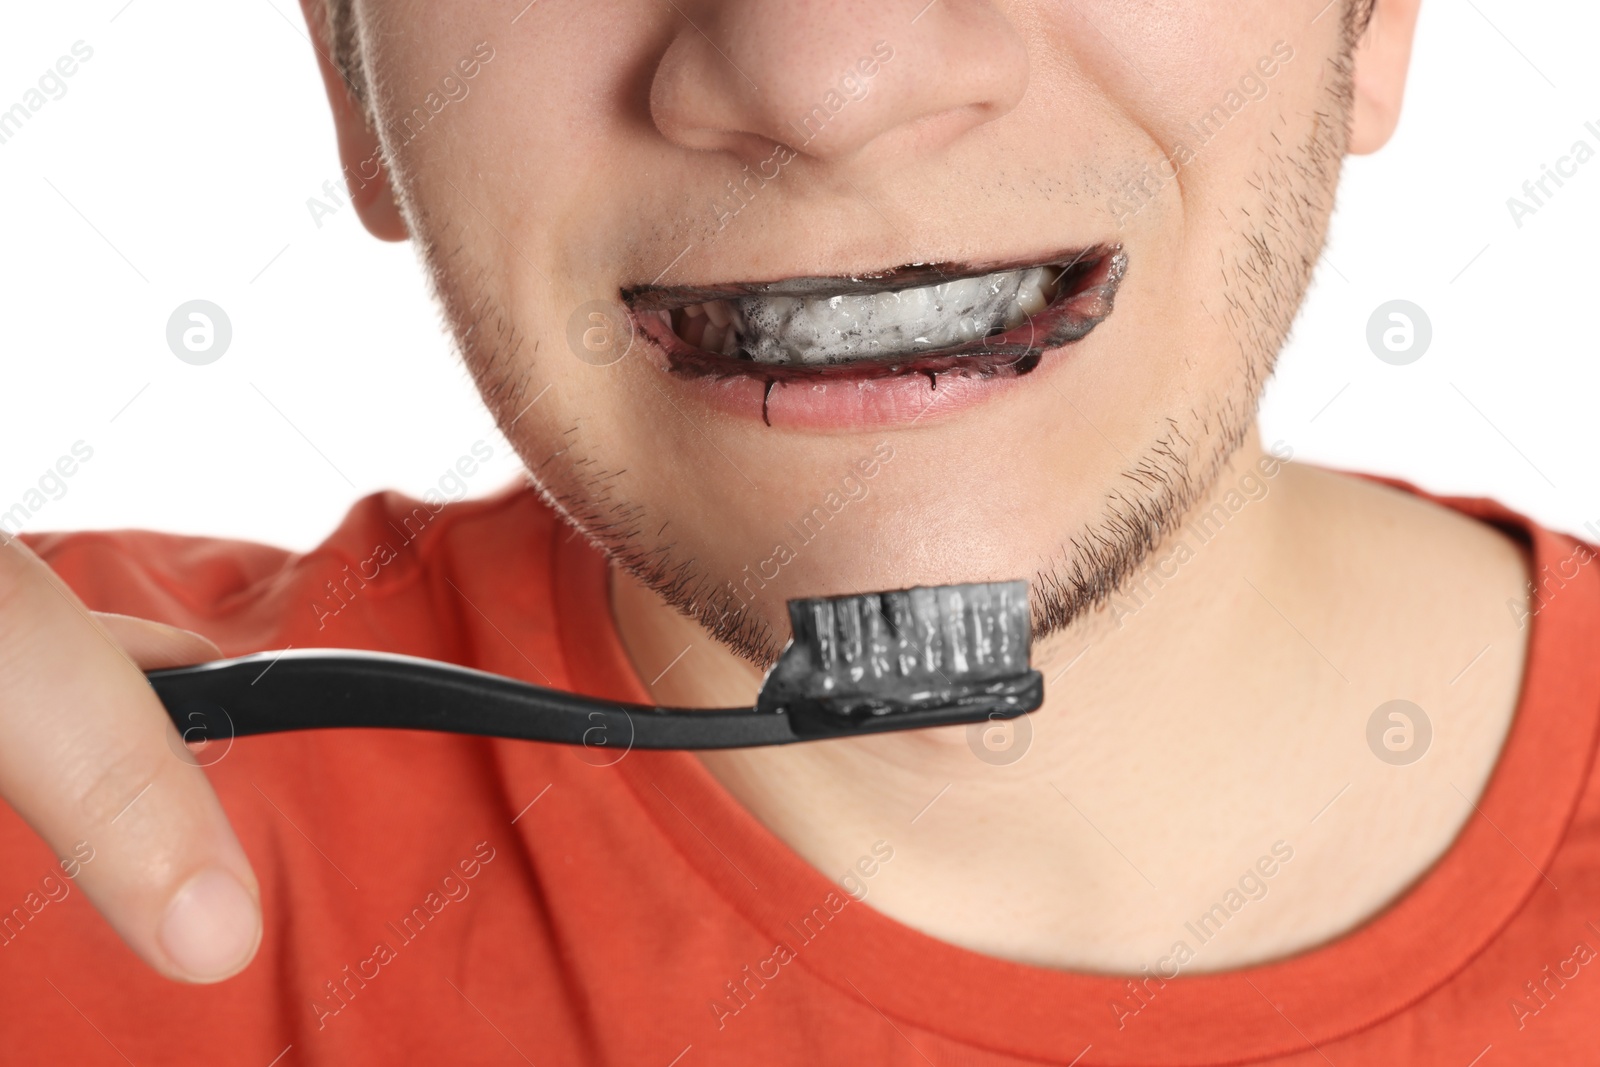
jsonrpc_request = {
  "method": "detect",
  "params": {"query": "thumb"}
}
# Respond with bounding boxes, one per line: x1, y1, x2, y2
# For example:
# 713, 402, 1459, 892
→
93, 613, 224, 670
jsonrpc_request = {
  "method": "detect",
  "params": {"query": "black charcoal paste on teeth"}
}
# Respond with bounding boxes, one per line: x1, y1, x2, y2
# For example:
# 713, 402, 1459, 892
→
733, 268, 1038, 366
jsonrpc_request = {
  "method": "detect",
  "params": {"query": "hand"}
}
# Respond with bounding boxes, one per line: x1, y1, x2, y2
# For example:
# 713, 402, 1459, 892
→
0, 535, 260, 982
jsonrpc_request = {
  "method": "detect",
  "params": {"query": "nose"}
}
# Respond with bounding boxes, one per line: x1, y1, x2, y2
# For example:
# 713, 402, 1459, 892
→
649, 0, 1029, 165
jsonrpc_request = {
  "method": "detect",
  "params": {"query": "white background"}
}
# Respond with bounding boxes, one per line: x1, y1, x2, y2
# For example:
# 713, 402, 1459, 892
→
1, 1, 1596, 551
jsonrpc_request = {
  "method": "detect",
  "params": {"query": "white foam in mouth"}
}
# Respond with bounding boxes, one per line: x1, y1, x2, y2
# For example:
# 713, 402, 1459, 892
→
672, 265, 1062, 365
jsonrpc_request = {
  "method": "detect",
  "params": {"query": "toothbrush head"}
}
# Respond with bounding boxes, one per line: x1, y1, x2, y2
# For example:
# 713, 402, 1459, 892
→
756, 581, 1044, 737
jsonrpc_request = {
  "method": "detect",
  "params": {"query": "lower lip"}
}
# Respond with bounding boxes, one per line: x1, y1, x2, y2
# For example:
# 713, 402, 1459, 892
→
650, 357, 1050, 431
629, 250, 1124, 432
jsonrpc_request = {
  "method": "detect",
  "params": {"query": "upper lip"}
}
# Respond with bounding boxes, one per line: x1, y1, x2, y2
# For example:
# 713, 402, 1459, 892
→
621, 245, 1110, 311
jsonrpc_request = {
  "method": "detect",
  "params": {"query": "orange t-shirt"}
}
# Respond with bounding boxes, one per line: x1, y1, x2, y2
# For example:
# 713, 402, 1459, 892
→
3, 481, 1599, 1066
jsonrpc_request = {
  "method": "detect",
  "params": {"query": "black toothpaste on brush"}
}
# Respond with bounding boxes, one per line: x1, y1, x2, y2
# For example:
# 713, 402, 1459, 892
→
147, 581, 1044, 750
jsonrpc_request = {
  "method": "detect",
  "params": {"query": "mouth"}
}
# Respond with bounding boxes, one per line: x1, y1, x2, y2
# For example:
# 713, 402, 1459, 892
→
622, 245, 1127, 424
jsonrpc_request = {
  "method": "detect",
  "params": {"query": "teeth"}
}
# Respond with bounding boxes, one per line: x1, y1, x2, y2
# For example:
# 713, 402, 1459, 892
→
1017, 279, 1049, 316
673, 265, 1063, 365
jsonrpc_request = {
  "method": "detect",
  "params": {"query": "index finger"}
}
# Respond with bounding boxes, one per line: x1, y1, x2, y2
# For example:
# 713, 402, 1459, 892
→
0, 535, 261, 982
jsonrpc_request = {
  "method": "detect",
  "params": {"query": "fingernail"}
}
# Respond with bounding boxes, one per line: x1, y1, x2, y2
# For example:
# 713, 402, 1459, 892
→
159, 868, 260, 982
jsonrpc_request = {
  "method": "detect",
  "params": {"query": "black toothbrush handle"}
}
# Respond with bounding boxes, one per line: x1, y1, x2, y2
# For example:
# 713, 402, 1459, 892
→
147, 650, 800, 751
145, 581, 1045, 751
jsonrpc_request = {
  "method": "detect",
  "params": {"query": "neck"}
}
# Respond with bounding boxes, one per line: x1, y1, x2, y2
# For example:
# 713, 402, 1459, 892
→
607, 432, 1529, 973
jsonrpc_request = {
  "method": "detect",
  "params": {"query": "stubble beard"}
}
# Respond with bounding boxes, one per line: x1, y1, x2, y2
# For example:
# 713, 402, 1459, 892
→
406, 18, 1361, 670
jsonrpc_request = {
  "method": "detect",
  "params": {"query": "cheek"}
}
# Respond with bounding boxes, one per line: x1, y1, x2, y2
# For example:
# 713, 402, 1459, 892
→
372, 0, 640, 274
1045, 1, 1339, 203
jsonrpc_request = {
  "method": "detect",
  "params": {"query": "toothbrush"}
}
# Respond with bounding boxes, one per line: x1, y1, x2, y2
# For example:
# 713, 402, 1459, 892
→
147, 581, 1043, 750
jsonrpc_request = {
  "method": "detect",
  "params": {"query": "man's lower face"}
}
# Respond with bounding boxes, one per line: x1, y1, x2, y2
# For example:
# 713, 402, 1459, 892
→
356, 0, 1360, 664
